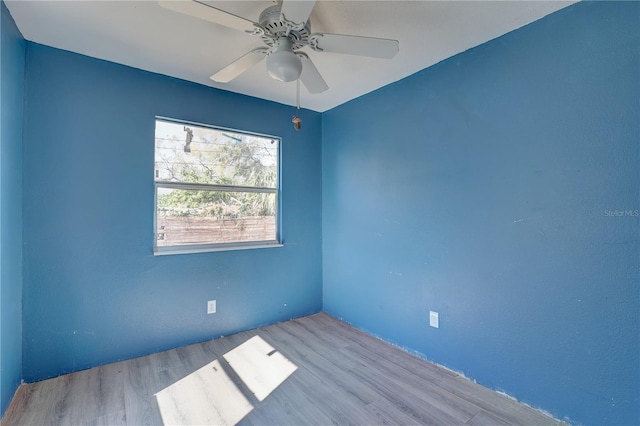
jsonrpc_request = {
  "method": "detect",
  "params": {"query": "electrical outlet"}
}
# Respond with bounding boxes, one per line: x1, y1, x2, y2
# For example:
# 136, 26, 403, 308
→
207, 300, 217, 314
429, 311, 439, 328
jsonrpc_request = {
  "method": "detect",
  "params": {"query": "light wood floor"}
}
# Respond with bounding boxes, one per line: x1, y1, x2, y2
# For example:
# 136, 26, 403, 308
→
2, 313, 563, 425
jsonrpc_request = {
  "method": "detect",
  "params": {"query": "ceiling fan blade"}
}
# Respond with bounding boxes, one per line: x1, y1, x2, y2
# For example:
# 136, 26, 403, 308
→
297, 53, 328, 94
309, 33, 399, 59
210, 48, 268, 83
279, 0, 316, 25
158, 0, 257, 33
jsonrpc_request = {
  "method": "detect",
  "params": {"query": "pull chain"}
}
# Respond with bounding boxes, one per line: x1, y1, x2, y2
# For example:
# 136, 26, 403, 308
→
292, 79, 302, 131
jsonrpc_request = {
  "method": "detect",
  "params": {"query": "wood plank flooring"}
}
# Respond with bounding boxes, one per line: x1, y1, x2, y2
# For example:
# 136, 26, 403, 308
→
2, 313, 564, 425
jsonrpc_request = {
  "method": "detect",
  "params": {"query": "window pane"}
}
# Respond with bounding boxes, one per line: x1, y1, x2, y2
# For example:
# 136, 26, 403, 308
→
155, 120, 278, 188
156, 187, 276, 246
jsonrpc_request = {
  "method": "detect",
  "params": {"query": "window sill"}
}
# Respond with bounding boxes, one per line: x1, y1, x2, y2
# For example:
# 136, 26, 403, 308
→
154, 242, 284, 256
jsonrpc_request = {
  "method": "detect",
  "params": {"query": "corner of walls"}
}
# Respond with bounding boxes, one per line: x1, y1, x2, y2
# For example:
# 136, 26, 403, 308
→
321, 2, 639, 425
0, 0, 26, 417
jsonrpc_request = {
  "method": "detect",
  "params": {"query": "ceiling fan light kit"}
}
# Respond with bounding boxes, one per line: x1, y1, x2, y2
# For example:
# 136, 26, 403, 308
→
159, 0, 400, 96
266, 37, 303, 82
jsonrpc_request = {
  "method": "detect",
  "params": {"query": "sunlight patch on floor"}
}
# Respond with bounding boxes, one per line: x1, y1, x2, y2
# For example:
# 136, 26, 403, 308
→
223, 335, 298, 402
155, 359, 253, 425
154, 335, 298, 425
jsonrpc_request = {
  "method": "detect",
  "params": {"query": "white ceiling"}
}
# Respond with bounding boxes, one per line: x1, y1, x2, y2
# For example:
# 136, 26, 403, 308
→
6, 0, 576, 112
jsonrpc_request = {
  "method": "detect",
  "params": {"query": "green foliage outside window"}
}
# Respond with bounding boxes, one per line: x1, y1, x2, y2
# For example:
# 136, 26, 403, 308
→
155, 122, 278, 220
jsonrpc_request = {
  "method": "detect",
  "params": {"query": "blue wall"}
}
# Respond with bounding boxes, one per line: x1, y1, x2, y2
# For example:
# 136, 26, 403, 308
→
6, 1, 639, 424
22, 43, 322, 382
322, 2, 639, 425
0, 1, 25, 416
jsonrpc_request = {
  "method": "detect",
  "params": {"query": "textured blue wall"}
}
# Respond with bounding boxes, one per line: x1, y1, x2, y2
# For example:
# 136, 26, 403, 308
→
22, 43, 322, 382
0, 1, 25, 416
322, 2, 639, 425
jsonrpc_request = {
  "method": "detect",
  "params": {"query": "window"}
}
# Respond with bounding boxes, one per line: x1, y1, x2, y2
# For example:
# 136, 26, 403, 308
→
154, 118, 281, 254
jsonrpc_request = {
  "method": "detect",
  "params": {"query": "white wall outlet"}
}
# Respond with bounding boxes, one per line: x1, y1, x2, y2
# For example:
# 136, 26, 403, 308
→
207, 300, 217, 314
429, 311, 439, 328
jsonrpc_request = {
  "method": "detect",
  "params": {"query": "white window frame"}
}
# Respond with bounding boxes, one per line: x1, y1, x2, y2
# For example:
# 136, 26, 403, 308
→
153, 117, 283, 255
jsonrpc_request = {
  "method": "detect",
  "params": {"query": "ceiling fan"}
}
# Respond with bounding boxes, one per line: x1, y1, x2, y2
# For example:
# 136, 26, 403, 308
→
159, 0, 400, 94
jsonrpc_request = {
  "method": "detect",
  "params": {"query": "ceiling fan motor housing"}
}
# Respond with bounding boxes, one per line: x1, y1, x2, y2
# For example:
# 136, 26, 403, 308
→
259, 5, 310, 49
